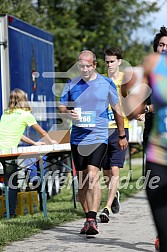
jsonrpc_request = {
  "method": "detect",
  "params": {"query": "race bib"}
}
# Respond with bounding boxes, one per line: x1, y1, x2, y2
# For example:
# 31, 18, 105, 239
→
158, 107, 167, 134
75, 111, 96, 127
108, 110, 116, 124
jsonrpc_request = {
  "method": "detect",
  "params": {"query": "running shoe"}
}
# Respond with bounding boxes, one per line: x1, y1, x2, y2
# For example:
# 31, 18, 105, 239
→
80, 221, 89, 234
99, 207, 110, 223
154, 236, 160, 251
86, 219, 99, 235
111, 191, 120, 214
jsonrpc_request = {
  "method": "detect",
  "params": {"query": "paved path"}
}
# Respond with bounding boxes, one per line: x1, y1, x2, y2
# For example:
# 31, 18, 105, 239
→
3, 190, 156, 252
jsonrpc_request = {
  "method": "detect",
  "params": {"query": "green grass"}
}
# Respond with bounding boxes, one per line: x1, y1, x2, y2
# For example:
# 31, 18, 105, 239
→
0, 161, 143, 251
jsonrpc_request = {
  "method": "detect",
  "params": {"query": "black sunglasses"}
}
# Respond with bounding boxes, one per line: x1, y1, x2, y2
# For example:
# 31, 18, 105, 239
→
160, 26, 167, 35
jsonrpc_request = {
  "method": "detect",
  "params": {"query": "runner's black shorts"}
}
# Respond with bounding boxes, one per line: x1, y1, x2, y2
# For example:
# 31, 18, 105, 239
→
71, 143, 107, 171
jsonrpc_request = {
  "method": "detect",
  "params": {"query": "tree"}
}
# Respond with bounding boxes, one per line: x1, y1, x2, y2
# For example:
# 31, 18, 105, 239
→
1, 0, 43, 25
1, 0, 160, 72
34, 0, 82, 71
75, 0, 159, 70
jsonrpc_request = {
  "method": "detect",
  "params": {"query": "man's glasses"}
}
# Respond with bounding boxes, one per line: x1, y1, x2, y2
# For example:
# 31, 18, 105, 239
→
78, 64, 93, 69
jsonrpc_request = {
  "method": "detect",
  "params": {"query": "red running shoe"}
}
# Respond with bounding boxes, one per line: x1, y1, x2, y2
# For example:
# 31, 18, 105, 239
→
86, 219, 99, 235
154, 236, 160, 251
80, 221, 89, 234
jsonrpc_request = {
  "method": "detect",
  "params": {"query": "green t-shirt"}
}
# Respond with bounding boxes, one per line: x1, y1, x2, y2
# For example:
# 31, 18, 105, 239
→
0, 108, 37, 149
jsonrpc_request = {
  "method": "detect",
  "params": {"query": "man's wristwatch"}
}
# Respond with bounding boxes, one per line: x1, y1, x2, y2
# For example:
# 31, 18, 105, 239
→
118, 135, 126, 140
145, 105, 150, 113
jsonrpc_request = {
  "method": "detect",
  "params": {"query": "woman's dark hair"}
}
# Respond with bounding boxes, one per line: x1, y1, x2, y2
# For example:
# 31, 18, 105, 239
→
153, 26, 167, 52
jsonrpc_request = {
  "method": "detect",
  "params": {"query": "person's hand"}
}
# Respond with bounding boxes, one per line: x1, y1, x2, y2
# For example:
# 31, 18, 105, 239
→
49, 140, 58, 145
118, 138, 128, 150
136, 113, 145, 121
70, 109, 81, 120
33, 141, 46, 146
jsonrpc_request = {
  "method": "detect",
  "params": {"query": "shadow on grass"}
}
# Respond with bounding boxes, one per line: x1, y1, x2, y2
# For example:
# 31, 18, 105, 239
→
3, 207, 84, 232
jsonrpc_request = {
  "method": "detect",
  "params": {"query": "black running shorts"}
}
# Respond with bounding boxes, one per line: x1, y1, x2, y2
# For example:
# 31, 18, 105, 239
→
71, 143, 107, 171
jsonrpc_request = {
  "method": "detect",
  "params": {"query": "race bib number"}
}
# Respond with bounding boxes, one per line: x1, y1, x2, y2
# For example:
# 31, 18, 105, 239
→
75, 111, 96, 127
158, 107, 167, 134
108, 110, 116, 124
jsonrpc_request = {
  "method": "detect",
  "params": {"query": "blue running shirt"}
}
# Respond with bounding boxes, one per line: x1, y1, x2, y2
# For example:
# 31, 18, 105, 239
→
60, 74, 118, 145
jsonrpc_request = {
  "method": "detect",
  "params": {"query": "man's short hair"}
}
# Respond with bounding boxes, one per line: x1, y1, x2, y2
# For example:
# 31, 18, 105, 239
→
104, 47, 122, 59
79, 50, 97, 63
153, 26, 167, 52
